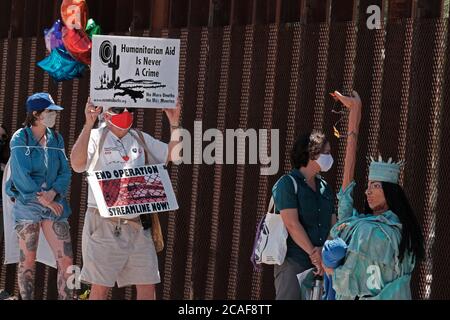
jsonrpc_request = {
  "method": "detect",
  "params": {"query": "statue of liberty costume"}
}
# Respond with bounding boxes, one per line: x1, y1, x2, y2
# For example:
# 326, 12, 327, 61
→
327, 157, 416, 300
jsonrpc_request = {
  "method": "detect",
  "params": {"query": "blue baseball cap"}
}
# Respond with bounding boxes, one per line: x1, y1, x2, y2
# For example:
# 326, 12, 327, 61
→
26, 93, 64, 113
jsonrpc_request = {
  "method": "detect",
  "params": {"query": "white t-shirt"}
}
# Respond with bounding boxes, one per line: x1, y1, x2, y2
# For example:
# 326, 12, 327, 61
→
86, 127, 169, 218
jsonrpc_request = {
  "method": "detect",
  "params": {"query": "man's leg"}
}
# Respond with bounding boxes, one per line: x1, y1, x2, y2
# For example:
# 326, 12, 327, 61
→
89, 284, 111, 300
274, 258, 309, 300
81, 209, 124, 300
136, 284, 155, 300
117, 225, 160, 299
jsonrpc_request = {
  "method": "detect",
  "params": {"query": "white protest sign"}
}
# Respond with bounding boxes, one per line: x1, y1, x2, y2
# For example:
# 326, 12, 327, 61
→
87, 164, 179, 218
90, 35, 179, 108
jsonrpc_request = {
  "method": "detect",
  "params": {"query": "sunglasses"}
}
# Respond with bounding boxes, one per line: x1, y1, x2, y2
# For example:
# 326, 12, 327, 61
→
109, 107, 135, 114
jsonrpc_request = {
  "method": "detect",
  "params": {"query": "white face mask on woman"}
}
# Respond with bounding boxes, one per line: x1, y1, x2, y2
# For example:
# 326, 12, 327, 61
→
315, 153, 334, 172
40, 111, 57, 128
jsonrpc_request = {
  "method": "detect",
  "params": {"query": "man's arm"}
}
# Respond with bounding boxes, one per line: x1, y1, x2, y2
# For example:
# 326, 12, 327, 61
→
281, 209, 323, 274
163, 98, 182, 163
71, 98, 102, 173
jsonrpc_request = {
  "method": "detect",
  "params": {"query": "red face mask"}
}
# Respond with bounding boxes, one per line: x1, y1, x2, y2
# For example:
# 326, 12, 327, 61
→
108, 111, 133, 130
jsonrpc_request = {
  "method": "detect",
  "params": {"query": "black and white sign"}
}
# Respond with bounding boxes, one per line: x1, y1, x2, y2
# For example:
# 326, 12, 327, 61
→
90, 35, 180, 109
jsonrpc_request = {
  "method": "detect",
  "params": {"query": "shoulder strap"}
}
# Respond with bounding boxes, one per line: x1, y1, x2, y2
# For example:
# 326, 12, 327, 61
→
267, 197, 275, 214
267, 174, 298, 214
87, 127, 109, 173
287, 174, 298, 195
129, 129, 158, 165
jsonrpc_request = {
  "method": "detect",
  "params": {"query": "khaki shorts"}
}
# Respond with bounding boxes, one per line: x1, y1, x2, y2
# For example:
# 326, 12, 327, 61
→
80, 208, 161, 288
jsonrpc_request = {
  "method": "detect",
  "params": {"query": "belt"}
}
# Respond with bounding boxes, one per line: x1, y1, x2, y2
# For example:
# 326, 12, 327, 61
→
90, 208, 142, 234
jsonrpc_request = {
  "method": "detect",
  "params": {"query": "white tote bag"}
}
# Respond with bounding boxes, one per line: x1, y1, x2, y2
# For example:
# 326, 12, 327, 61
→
2, 160, 56, 268
252, 175, 298, 267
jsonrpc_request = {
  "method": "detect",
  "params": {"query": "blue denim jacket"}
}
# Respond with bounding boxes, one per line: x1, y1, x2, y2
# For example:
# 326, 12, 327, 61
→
5, 127, 72, 217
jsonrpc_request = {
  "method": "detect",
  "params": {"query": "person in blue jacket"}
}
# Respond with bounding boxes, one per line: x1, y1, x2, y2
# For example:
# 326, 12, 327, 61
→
5, 93, 73, 300
322, 90, 425, 300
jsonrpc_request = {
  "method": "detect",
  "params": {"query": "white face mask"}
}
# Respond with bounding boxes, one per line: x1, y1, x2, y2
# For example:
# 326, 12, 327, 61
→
315, 153, 334, 172
40, 111, 57, 128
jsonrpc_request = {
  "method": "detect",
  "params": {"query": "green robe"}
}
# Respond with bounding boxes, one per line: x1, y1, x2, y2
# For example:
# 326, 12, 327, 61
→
330, 181, 415, 300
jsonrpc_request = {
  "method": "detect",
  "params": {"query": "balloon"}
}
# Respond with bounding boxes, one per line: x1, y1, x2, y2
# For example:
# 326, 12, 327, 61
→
37, 47, 86, 82
61, 0, 89, 30
85, 18, 102, 39
44, 20, 64, 53
62, 27, 92, 65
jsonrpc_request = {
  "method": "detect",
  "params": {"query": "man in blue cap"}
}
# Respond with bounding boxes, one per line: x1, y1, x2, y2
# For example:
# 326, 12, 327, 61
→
4, 92, 73, 300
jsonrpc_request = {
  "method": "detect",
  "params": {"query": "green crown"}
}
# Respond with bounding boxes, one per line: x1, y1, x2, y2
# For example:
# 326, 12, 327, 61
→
368, 155, 404, 184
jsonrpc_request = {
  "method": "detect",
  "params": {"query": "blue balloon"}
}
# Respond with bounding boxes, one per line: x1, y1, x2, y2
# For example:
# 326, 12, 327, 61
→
44, 20, 64, 53
322, 237, 348, 268
37, 47, 86, 82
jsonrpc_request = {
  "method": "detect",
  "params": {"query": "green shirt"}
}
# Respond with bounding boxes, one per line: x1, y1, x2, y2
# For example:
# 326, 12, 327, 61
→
272, 169, 335, 266
330, 181, 415, 300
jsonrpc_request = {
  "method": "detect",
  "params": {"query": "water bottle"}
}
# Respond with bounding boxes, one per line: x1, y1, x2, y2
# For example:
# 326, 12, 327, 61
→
310, 275, 324, 300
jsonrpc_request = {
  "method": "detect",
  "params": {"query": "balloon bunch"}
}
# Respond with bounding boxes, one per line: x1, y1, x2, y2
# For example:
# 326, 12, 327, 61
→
37, 0, 102, 82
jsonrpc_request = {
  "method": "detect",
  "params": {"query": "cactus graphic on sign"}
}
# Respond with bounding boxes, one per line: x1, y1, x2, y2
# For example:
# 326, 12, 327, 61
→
107, 43, 120, 88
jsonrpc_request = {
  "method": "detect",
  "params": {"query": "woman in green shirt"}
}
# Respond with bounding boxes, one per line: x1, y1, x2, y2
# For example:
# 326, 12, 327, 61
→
272, 130, 336, 300
322, 90, 425, 300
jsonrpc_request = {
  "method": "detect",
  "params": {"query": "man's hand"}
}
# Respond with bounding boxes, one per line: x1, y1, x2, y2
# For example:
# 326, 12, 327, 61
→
37, 190, 57, 207
309, 247, 322, 265
309, 247, 324, 276
163, 97, 181, 127
71, 98, 101, 173
85, 97, 103, 128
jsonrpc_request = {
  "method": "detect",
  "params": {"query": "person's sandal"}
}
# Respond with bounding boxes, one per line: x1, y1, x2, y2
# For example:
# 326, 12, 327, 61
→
0, 289, 11, 300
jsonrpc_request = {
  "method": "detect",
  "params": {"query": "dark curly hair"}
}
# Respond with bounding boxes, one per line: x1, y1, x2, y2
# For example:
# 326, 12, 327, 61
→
291, 130, 328, 169
23, 111, 44, 127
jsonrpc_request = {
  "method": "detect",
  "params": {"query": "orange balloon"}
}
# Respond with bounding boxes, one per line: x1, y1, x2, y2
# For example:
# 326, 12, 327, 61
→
62, 27, 92, 65
61, 0, 88, 30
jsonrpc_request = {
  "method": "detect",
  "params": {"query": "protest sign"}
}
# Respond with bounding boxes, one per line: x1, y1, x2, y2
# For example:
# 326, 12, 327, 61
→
87, 164, 178, 218
90, 35, 180, 108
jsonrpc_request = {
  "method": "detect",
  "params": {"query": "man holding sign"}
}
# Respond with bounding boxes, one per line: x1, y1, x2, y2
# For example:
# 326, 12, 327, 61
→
70, 98, 181, 300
